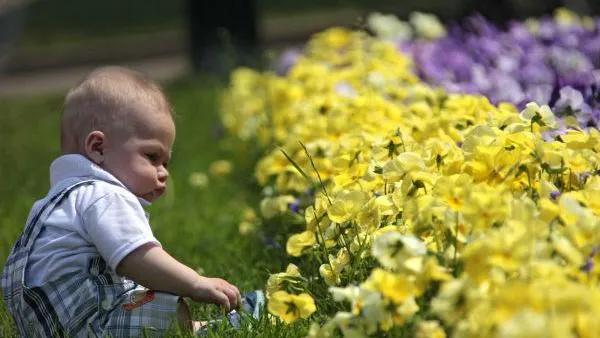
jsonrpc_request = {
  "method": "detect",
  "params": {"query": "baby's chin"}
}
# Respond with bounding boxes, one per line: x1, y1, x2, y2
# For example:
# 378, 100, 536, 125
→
139, 192, 158, 204
141, 188, 165, 203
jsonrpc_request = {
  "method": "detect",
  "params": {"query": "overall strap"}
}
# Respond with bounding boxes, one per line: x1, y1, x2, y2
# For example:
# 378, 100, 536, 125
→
2, 178, 97, 300
19, 179, 96, 248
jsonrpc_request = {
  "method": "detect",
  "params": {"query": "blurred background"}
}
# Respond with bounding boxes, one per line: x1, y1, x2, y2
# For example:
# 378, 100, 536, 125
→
0, 0, 598, 97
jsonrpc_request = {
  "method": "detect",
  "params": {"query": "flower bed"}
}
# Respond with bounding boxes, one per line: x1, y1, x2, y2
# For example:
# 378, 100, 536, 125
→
279, 9, 600, 130
221, 11, 600, 338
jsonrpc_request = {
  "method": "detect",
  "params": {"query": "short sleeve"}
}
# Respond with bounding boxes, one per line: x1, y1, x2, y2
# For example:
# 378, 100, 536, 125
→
81, 192, 161, 272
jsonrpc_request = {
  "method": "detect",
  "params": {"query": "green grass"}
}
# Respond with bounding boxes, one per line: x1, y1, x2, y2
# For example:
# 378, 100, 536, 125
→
0, 78, 312, 337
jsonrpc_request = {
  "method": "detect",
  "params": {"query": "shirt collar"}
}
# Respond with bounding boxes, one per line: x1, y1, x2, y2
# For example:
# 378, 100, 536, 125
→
49, 154, 151, 207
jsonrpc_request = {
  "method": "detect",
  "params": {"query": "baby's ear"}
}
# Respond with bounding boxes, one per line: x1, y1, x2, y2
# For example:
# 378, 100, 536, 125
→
84, 131, 106, 164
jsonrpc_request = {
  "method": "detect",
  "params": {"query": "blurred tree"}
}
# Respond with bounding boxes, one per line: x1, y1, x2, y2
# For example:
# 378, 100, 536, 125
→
457, 0, 599, 25
187, 0, 260, 78
457, 0, 562, 25
0, 3, 27, 73
578, 0, 600, 14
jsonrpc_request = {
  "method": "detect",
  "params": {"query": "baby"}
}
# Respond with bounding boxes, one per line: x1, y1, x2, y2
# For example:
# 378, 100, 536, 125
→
1, 66, 263, 337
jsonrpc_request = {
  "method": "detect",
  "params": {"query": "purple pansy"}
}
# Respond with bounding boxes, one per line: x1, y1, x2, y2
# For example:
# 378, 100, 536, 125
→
288, 200, 301, 214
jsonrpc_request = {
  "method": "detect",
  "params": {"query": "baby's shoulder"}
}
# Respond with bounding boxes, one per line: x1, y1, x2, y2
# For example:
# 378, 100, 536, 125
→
71, 180, 137, 210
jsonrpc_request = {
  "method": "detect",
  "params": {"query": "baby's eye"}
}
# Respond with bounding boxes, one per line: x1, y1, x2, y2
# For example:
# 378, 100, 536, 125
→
145, 153, 159, 163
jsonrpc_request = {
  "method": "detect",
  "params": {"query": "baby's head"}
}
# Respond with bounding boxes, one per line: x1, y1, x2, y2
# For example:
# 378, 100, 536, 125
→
61, 66, 176, 202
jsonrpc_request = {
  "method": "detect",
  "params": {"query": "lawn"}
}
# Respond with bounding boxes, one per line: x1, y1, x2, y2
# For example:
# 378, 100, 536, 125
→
0, 78, 310, 337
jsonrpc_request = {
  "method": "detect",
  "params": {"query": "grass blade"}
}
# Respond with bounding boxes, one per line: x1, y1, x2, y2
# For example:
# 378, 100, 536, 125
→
280, 147, 310, 180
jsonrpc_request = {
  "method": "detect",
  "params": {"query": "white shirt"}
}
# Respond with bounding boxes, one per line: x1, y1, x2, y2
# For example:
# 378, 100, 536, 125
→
25, 154, 161, 286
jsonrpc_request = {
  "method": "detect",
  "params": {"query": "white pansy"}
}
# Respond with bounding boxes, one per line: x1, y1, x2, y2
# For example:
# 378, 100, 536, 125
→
409, 12, 446, 40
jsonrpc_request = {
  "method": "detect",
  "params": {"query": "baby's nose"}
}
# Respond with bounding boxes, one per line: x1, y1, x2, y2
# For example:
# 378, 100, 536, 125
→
158, 168, 169, 182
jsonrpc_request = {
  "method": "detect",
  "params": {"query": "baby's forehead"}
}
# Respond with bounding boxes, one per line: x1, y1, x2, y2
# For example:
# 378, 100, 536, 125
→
125, 107, 175, 139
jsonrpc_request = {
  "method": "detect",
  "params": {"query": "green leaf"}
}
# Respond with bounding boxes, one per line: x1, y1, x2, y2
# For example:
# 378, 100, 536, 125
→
280, 147, 310, 180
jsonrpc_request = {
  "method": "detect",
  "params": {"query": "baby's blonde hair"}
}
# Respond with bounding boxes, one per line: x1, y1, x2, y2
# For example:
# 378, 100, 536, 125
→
61, 66, 173, 153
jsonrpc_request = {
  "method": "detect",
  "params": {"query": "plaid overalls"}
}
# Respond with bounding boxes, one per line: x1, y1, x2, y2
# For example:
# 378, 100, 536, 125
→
1, 178, 181, 337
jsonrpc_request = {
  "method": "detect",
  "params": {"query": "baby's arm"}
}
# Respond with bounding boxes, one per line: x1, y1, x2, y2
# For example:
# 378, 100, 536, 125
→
116, 243, 241, 312
81, 191, 240, 310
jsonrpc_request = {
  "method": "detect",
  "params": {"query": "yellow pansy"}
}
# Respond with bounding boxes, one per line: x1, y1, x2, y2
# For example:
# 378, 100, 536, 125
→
268, 291, 316, 324
415, 257, 453, 291
363, 268, 418, 304
238, 221, 257, 235
355, 197, 381, 231
430, 279, 470, 325
319, 253, 345, 286
260, 195, 297, 219
462, 145, 502, 182
266, 263, 302, 297
416, 320, 446, 338
433, 174, 472, 211
286, 231, 316, 257
496, 310, 551, 338
399, 171, 438, 198
561, 129, 596, 150
558, 194, 593, 226
327, 190, 370, 223
382, 152, 425, 182
574, 312, 600, 338
392, 297, 419, 326
551, 234, 584, 266
462, 185, 510, 232
209, 159, 233, 176
538, 198, 560, 223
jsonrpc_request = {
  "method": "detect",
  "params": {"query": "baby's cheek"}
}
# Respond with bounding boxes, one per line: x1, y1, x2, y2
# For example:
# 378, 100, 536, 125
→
144, 169, 159, 186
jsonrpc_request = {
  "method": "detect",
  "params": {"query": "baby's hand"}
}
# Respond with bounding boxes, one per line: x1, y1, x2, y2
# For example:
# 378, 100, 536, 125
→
191, 277, 241, 312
